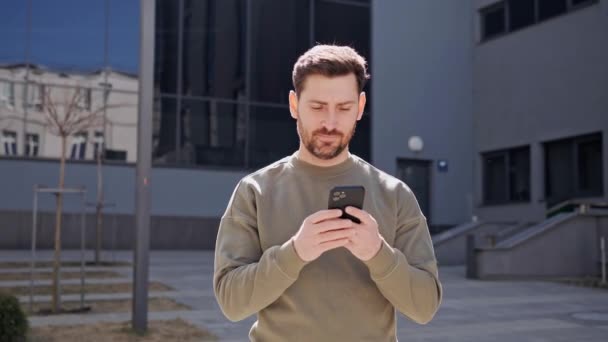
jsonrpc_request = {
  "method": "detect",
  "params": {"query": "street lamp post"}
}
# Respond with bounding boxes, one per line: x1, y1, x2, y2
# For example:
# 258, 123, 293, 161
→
132, 0, 155, 334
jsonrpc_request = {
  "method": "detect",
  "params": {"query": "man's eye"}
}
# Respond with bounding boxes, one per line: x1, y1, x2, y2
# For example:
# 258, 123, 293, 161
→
339, 107, 352, 111
311, 106, 322, 111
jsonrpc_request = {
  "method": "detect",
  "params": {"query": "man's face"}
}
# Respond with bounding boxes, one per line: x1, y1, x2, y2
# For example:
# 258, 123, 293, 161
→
289, 73, 366, 160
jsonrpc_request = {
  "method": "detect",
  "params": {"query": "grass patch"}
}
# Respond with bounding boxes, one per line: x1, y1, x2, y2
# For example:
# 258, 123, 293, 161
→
28, 318, 217, 341
2, 282, 172, 297
0, 261, 130, 269
0, 271, 122, 282
27, 297, 190, 315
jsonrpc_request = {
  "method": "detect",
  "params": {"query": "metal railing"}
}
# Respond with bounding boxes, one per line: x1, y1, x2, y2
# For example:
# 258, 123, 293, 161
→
546, 198, 608, 218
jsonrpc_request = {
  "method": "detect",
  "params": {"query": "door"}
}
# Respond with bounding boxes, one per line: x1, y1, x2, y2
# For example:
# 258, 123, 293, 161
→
396, 158, 432, 223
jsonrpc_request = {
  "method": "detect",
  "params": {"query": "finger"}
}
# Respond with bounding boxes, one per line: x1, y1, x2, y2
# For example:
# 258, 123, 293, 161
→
344, 206, 372, 225
317, 228, 355, 244
319, 237, 349, 252
308, 209, 344, 224
315, 219, 354, 233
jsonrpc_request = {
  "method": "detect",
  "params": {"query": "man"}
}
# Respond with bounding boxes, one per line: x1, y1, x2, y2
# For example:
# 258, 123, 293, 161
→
214, 45, 442, 341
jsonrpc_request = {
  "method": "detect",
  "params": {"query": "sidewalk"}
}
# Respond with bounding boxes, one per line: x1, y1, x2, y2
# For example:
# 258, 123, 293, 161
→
2, 250, 607, 341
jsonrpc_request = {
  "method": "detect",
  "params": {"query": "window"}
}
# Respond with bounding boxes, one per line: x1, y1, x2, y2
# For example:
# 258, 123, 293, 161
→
481, 3, 506, 40
545, 132, 603, 206
483, 146, 531, 204
577, 137, 603, 194
1, 131, 17, 156
248, 104, 298, 169
249, 0, 309, 103
70, 132, 88, 160
99, 82, 112, 104
181, 0, 247, 101
26, 83, 45, 111
105, 149, 127, 161
538, 0, 567, 21
153, 0, 371, 168
480, 0, 599, 42
508, 0, 535, 31
0, 81, 15, 108
76, 88, 92, 111
572, 0, 595, 7
25, 133, 39, 157
93, 131, 104, 160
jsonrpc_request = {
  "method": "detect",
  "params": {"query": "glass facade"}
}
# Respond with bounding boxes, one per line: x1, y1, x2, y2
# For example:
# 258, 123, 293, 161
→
153, 0, 372, 169
1, 0, 371, 170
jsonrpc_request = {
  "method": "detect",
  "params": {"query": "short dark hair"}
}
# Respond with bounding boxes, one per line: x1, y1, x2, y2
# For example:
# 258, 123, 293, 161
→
292, 44, 370, 97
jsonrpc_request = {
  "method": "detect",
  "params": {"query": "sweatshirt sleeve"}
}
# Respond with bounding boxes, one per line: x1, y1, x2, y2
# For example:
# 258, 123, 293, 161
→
213, 179, 309, 322
363, 182, 443, 324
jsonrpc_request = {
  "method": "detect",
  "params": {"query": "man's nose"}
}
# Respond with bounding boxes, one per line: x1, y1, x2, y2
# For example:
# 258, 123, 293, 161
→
322, 110, 338, 131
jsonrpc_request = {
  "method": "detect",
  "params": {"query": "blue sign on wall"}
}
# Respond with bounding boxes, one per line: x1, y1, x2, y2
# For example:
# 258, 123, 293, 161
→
437, 160, 448, 172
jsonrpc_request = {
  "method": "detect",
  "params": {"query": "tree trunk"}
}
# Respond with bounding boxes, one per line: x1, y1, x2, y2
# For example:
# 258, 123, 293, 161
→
52, 135, 67, 313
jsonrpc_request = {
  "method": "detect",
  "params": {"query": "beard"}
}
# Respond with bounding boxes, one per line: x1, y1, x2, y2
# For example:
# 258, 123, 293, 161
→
297, 119, 357, 160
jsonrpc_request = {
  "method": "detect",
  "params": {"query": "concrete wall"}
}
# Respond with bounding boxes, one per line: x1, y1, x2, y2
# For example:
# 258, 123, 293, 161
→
475, 214, 608, 278
0, 158, 246, 216
435, 221, 514, 265
0, 210, 220, 250
472, 0, 608, 223
0, 157, 247, 249
372, 0, 474, 228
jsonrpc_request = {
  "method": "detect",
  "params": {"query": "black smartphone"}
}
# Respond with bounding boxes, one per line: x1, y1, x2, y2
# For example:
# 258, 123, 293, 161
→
328, 186, 365, 224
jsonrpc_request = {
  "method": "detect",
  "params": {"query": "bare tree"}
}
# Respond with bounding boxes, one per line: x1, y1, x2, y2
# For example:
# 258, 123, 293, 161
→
40, 84, 122, 313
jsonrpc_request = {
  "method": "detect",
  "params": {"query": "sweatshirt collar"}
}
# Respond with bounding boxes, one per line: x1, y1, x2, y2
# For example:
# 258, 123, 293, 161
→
289, 151, 357, 178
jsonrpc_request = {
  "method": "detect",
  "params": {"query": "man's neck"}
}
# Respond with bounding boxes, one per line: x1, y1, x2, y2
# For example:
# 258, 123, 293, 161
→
296, 145, 350, 167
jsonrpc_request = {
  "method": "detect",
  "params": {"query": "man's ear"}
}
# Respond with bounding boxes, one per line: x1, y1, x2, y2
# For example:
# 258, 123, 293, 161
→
289, 90, 299, 120
357, 91, 367, 121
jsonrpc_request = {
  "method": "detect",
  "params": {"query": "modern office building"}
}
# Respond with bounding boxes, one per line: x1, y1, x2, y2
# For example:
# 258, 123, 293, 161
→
0, 0, 605, 251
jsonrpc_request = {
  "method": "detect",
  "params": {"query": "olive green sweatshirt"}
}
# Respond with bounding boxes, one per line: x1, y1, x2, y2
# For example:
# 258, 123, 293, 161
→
213, 152, 442, 341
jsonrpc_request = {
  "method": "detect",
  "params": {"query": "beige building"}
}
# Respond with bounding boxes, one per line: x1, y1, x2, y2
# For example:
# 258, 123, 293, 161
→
0, 64, 138, 162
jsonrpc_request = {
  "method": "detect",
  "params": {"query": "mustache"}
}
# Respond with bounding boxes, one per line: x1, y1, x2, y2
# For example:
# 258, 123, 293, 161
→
313, 128, 343, 137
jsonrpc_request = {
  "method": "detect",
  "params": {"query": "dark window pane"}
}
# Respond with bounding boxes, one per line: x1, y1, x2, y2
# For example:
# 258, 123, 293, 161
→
327, 0, 370, 3
315, 1, 371, 77
577, 137, 603, 195
538, 0, 567, 21
249, 0, 309, 103
105, 149, 127, 161
349, 114, 371, 162
484, 153, 507, 203
248, 105, 298, 169
70, 132, 87, 160
545, 140, 575, 205
155, 0, 180, 93
509, 147, 531, 201
482, 5, 506, 39
572, 0, 595, 6
508, 0, 535, 31
153, 97, 178, 164
182, 0, 247, 100
25, 133, 39, 157
180, 98, 245, 167
3, 131, 18, 156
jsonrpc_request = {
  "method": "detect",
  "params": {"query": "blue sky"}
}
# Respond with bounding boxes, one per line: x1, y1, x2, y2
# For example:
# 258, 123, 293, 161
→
0, 0, 139, 73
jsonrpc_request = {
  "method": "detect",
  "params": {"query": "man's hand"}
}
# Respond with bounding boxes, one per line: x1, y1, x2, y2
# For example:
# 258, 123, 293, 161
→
343, 206, 383, 261
292, 209, 356, 262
